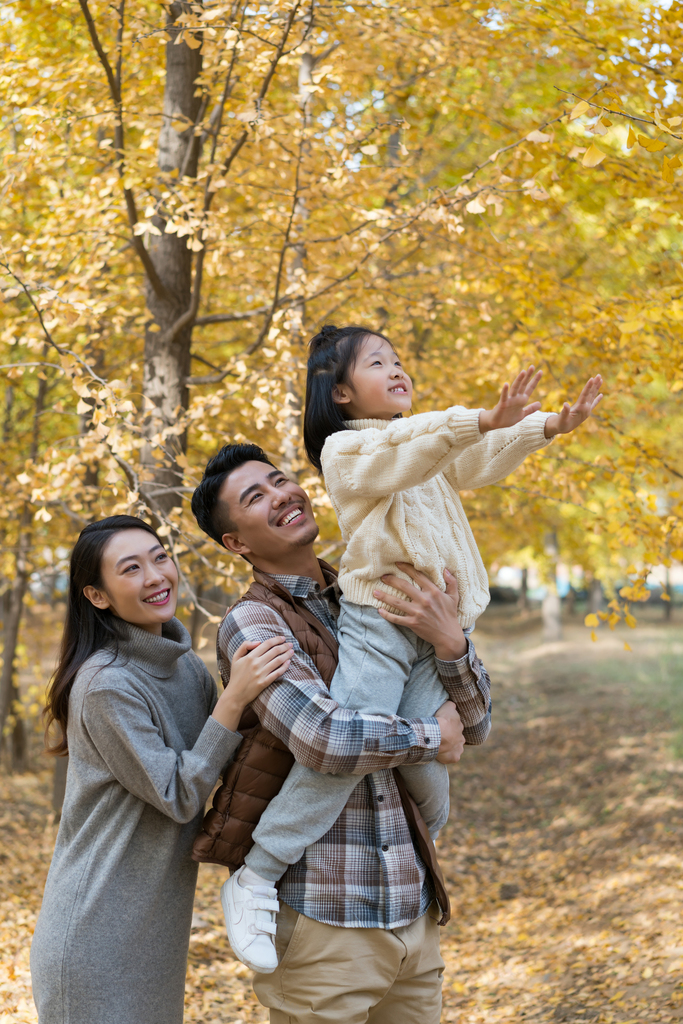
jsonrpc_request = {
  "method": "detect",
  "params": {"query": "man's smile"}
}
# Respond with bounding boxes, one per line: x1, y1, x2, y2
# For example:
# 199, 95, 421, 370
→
275, 505, 306, 528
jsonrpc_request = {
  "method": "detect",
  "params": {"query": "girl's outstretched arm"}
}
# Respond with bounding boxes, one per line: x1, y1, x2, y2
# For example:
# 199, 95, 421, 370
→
543, 375, 603, 437
322, 405, 484, 498
447, 373, 603, 492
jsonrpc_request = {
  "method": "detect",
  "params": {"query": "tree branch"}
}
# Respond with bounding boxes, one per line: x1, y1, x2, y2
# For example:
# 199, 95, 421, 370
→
557, 18, 683, 86
0, 262, 108, 384
78, 0, 169, 301
161, 1, 303, 350
194, 305, 269, 326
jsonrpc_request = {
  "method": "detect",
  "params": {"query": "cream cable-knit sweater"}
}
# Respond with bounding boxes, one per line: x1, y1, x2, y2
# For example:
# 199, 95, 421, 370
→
321, 407, 553, 628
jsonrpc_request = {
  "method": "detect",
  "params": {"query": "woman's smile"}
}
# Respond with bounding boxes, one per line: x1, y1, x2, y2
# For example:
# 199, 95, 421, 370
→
83, 528, 179, 634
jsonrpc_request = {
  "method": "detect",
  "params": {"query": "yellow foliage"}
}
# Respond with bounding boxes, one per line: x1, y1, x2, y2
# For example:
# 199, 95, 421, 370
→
0, 0, 681, 643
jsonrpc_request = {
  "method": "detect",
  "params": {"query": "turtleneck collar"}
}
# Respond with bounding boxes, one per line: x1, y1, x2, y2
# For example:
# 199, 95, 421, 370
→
346, 417, 397, 432
117, 617, 192, 679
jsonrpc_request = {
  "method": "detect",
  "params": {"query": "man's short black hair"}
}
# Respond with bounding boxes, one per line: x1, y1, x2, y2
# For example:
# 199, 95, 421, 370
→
191, 443, 275, 546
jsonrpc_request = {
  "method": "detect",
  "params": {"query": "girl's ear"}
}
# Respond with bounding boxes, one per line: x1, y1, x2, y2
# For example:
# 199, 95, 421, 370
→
332, 383, 351, 406
83, 585, 111, 610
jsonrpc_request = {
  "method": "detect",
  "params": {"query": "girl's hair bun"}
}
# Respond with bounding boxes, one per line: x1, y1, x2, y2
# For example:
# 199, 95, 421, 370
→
312, 323, 340, 348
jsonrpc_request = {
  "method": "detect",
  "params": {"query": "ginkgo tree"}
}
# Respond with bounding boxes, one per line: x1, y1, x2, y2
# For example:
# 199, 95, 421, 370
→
1, 0, 682, 750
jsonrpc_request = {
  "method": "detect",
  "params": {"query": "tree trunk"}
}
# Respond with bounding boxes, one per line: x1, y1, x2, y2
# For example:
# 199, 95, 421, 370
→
142, 9, 203, 512
542, 591, 562, 642
11, 677, 28, 773
190, 582, 205, 650
664, 565, 672, 621
0, 515, 31, 745
518, 567, 528, 611
279, 54, 314, 477
0, 359, 47, 757
589, 578, 603, 616
542, 532, 562, 642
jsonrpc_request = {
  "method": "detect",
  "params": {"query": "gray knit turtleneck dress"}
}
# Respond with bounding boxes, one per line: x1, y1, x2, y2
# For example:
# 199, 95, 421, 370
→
30, 618, 242, 1024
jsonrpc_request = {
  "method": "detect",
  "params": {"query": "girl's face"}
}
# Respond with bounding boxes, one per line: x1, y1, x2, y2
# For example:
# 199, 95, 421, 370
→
83, 528, 179, 635
333, 335, 413, 420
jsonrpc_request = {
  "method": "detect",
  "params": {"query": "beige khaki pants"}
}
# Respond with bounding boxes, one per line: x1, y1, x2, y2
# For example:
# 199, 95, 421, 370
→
253, 902, 445, 1024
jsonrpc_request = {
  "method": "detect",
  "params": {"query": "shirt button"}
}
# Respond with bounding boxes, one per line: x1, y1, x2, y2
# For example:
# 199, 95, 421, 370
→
377, 795, 384, 802
425, 737, 431, 744
382, 844, 389, 852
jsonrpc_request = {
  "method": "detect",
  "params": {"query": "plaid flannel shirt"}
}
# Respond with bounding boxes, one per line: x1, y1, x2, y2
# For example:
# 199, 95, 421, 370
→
218, 572, 492, 929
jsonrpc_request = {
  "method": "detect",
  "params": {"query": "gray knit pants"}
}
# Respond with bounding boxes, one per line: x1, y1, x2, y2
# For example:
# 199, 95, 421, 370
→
245, 597, 450, 881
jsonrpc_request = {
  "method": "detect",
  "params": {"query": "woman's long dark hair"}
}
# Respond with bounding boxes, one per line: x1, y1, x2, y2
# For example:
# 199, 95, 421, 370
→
303, 323, 391, 472
44, 516, 162, 755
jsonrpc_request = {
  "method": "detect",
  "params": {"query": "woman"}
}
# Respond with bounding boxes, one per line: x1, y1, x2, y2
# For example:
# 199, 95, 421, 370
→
31, 515, 292, 1024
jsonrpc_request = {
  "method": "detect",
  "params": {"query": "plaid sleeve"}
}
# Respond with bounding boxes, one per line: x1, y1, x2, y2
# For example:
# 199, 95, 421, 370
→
435, 632, 492, 746
219, 602, 441, 775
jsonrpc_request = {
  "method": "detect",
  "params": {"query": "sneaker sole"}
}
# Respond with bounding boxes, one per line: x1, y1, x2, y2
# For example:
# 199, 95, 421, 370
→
220, 878, 278, 975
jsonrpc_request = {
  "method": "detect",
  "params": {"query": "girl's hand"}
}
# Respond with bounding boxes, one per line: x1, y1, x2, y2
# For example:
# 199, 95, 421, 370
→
543, 375, 603, 437
478, 366, 543, 433
211, 637, 293, 732
374, 563, 468, 661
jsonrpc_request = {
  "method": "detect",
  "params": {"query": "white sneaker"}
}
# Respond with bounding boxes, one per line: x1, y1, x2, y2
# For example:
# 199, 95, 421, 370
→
220, 865, 279, 973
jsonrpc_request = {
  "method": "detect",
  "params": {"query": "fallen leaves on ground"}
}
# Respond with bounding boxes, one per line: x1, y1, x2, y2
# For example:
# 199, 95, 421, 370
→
1, 618, 682, 1023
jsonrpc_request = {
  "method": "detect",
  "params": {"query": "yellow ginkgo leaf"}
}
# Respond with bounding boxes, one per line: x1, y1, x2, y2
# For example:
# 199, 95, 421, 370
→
569, 99, 590, 121
526, 129, 552, 143
466, 196, 487, 214
624, 642, 632, 651
619, 320, 644, 333
582, 144, 606, 167
584, 613, 599, 628
638, 135, 667, 152
627, 125, 637, 148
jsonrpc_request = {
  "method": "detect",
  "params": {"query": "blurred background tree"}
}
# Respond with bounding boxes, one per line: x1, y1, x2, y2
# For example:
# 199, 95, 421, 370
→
1, 0, 682, 764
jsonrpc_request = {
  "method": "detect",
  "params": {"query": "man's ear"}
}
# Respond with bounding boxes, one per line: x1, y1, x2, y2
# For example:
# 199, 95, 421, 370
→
332, 383, 351, 406
221, 532, 253, 558
83, 585, 111, 610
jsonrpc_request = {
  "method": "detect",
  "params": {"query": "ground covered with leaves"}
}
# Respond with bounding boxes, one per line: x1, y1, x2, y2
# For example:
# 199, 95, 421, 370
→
1, 617, 682, 1024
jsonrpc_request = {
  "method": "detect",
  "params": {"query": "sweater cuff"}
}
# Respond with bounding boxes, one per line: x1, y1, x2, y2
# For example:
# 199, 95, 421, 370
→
445, 406, 484, 448
517, 410, 555, 450
193, 716, 242, 774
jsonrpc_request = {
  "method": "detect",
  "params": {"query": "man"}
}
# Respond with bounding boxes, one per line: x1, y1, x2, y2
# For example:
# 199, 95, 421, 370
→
191, 442, 492, 1024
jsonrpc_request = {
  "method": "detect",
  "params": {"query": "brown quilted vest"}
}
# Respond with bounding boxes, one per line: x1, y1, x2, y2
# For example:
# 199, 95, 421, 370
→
191, 561, 451, 925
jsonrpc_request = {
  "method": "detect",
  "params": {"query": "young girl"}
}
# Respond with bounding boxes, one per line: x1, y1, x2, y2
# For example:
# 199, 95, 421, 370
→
30, 515, 293, 1024
223, 324, 603, 970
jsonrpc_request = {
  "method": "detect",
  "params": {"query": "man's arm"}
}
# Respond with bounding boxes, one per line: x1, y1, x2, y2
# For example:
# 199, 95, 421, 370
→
218, 602, 442, 775
436, 638, 491, 746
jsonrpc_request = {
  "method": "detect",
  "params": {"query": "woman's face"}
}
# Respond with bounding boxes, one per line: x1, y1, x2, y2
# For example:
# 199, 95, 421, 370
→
83, 528, 179, 635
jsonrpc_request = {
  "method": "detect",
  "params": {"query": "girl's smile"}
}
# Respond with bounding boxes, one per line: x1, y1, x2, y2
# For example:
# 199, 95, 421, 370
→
332, 335, 413, 420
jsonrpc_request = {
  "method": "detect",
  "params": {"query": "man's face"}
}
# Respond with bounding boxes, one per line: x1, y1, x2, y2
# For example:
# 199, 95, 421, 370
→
218, 461, 319, 565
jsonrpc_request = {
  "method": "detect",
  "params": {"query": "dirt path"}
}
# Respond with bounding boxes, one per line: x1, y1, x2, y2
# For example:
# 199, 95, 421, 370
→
1, 620, 682, 1023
